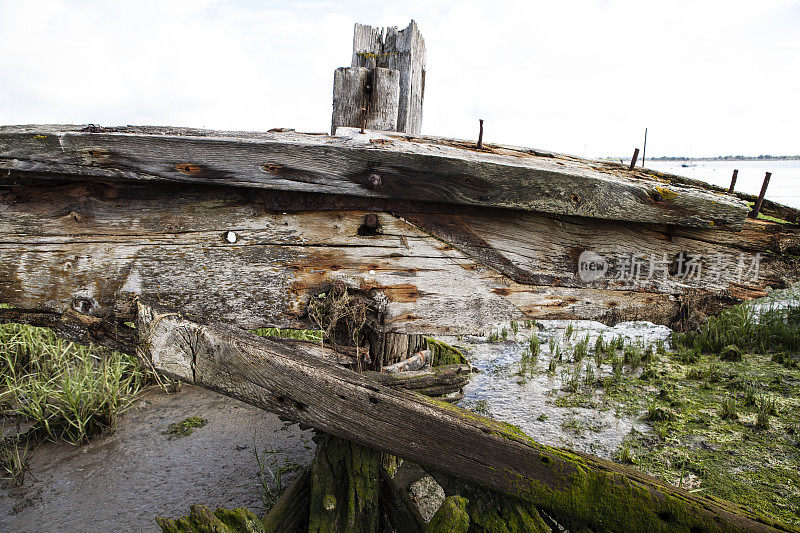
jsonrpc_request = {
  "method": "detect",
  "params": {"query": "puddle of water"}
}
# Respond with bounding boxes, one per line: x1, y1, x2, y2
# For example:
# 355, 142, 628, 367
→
449, 319, 673, 459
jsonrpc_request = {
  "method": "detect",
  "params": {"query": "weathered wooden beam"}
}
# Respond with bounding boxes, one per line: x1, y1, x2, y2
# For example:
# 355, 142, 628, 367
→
0, 124, 751, 227
2, 180, 796, 335
133, 302, 795, 533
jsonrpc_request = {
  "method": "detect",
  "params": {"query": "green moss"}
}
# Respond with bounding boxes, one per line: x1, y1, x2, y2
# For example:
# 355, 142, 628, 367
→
426, 495, 470, 533
156, 505, 265, 533
720, 345, 744, 362
162, 417, 208, 440
426, 338, 468, 367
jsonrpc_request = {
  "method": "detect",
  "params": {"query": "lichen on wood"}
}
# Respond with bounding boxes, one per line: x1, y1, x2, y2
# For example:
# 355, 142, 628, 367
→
308, 434, 380, 533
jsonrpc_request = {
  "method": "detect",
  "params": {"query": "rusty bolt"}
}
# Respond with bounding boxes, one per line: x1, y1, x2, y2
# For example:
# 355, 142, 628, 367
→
367, 173, 382, 189
363, 213, 379, 229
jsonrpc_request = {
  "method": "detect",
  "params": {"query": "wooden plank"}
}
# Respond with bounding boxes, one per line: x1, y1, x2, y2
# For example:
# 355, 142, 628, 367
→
131, 301, 794, 533
0, 124, 750, 228
2, 180, 796, 335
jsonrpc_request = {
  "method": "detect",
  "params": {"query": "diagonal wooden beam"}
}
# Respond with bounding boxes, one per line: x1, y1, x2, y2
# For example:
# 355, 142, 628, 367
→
133, 301, 795, 533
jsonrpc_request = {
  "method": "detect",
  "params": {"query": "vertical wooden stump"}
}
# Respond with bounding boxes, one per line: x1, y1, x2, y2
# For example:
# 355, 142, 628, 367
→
332, 67, 369, 135
332, 67, 400, 134
308, 435, 380, 533
368, 331, 426, 369
333, 20, 426, 135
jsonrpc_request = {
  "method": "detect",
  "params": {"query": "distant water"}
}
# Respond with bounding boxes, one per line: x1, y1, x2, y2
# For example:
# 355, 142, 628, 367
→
643, 159, 800, 210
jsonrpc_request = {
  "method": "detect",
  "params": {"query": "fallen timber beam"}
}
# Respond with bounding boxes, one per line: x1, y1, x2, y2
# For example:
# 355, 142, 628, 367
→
1, 179, 798, 335
130, 301, 793, 532
0, 124, 750, 228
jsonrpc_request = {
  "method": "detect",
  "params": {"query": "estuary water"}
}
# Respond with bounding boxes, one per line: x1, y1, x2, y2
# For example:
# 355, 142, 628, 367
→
645, 159, 800, 209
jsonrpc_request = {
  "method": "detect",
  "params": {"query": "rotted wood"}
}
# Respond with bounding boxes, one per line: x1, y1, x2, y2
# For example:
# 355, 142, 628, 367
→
0, 124, 752, 228
378, 467, 425, 533
351, 21, 425, 134
308, 435, 380, 533
364, 364, 471, 397
331, 67, 400, 134
1, 180, 798, 337
261, 468, 311, 532
129, 302, 794, 533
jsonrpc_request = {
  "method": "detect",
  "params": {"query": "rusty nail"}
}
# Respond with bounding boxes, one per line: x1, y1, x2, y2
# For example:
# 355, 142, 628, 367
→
750, 172, 772, 219
728, 169, 738, 194
477, 119, 484, 150
629, 148, 640, 171
363, 213, 379, 229
367, 173, 382, 189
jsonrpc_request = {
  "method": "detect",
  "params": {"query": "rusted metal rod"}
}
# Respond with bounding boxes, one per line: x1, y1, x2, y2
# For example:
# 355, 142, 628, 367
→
750, 172, 772, 218
728, 169, 738, 194
477, 119, 484, 150
629, 148, 640, 171
642, 128, 647, 168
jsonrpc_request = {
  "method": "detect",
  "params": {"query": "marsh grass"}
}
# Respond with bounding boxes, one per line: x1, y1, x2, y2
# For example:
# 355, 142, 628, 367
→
0, 437, 29, 486
685, 299, 800, 355
0, 322, 149, 446
719, 397, 738, 420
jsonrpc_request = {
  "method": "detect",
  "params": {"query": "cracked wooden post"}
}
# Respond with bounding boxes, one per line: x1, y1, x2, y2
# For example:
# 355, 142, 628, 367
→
332, 20, 425, 135
331, 67, 399, 134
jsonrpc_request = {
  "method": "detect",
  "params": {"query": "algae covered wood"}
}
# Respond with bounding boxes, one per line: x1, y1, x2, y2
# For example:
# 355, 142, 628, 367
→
0, 124, 749, 227
133, 302, 796, 533
308, 435, 380, 532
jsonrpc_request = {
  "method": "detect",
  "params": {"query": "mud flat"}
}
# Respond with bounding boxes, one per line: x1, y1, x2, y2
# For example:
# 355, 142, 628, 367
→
0, 385, 314, 532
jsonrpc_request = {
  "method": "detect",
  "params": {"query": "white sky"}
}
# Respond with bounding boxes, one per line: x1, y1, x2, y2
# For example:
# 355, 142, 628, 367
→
1, 0, 798, 158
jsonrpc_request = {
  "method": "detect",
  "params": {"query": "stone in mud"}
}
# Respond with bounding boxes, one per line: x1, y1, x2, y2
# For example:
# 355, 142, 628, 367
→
409, 475, 446, 523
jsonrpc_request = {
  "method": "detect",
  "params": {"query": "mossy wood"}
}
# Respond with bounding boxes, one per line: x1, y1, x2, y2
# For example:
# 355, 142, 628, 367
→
308, 435, 380, 532
2, 179, 799, 339
0, 124, 752, 227
132, 302, 795, 532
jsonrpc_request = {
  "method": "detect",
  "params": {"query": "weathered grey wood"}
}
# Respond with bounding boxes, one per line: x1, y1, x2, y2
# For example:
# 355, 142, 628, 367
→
332, 67, 370, 135
2, 180, 797, 337
332, 67, 400, 135
133, 302, 794, 533
364, 364, 471, 397
0, 124, 751, 227
369, 67, 400, 132
352, 21, 425, 134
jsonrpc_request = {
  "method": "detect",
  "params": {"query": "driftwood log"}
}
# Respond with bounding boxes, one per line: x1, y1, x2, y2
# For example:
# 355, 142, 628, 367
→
130, 301, 794, 532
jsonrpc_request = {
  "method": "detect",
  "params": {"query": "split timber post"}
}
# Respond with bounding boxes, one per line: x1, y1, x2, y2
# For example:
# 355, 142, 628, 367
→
332, 20, 428, 370
332, 20, 426, 135
317, 20, 427, 532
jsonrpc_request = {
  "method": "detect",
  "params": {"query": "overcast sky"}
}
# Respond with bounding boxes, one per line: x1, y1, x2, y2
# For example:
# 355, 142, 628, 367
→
1, 0, 798, 158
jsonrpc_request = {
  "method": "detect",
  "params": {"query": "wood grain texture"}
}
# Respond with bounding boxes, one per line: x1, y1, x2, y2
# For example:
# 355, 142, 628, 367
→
0, 124, 751, 227
2, 180, 796, 335
133, 302, 795, 533
352, 21, 425, 134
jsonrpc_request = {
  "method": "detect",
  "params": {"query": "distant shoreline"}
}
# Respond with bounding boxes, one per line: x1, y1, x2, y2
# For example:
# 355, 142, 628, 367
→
607, 156, 800, 162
